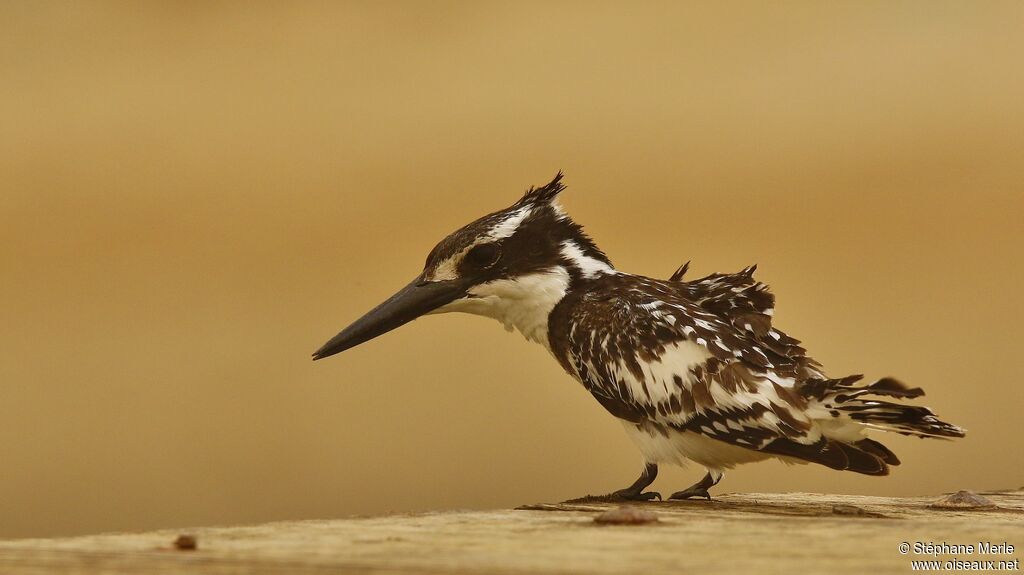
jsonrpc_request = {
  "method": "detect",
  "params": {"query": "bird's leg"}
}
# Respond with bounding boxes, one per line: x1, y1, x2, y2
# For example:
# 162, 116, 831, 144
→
611, 462, 661, 501
668, 470, 723, 501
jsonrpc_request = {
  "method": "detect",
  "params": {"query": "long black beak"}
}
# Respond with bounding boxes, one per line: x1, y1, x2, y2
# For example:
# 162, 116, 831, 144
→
312, 275, 468, 361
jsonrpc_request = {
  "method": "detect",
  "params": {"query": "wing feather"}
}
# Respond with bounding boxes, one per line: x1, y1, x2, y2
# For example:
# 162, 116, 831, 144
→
560, 270, 822, 447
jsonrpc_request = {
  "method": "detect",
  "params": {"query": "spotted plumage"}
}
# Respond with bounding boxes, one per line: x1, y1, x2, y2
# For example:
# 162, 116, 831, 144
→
314, 173, 965, 501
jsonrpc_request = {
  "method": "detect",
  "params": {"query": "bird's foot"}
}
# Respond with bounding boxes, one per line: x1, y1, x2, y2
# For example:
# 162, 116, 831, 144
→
668, 487, 712, 501
611, 488, 662, 502
668, 471, 721, 501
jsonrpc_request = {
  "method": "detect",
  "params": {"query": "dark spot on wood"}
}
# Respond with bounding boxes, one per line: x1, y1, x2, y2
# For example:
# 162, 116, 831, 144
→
832, 504, 867, 516
173, 534, 197, 551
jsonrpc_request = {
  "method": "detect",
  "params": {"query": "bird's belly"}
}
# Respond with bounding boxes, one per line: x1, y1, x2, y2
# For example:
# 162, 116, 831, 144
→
621, 421, 772, 470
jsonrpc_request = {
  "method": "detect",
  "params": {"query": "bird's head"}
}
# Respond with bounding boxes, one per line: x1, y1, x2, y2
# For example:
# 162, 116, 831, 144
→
312, 173, 614, 360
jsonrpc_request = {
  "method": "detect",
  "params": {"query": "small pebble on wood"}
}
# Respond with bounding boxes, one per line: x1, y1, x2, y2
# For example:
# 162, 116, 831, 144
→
173, 534, 198, 551
594, 506, 659, 525
928, 490, 998, 510
831, 504, 867, 516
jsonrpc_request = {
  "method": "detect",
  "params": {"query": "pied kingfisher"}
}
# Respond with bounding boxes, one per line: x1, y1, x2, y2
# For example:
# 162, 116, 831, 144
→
313, 174, 964, 501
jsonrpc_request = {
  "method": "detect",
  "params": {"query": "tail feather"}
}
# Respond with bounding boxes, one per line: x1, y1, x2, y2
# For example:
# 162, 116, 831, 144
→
762, 374, 963, 476
835, 441, 889, 475
855, 438, 901, 465
762, 436, 889, 476
798, 375, 966, 439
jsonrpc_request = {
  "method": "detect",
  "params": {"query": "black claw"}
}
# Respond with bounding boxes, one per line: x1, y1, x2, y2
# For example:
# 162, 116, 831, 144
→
604, 463, 661, 503
612, 489, 662, 502
668, 489, 712, 501
668, 471, 720, 501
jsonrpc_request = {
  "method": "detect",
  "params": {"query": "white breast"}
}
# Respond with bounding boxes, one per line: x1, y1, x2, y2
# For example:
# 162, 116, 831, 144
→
436, 266, 570, 350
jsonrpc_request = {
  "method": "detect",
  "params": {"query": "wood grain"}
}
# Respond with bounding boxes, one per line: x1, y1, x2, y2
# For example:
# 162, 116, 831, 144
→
1, 490, 1021, 575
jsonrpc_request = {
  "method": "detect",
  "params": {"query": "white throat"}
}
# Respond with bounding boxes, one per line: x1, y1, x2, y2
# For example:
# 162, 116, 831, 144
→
436, 266, 571, 350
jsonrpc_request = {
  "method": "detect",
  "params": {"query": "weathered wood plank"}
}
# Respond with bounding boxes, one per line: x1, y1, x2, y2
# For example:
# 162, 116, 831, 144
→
1, 490, 1021, 575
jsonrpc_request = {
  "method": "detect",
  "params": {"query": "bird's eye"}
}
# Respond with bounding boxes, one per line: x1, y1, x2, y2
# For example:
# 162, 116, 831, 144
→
464, 243, 501, 269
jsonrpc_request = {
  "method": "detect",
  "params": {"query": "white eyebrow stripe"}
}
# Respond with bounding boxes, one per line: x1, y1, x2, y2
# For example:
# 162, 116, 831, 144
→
427, 249, 465, 281
427, 207, 533, 281
427, 206, 535, 282
486, 206, 533, 240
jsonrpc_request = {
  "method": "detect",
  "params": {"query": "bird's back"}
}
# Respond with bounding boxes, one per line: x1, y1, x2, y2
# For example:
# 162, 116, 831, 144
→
547, 266, 963, 475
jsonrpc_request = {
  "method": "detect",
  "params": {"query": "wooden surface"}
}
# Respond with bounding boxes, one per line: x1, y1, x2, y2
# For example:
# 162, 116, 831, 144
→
1, 490, 1021, 575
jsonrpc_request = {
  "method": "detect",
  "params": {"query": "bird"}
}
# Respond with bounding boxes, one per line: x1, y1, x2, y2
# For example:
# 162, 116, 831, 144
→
313, 173, 965, 501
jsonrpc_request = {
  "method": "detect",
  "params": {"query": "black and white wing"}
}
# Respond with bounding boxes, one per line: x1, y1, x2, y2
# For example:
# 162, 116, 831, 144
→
548, 269, 895, 475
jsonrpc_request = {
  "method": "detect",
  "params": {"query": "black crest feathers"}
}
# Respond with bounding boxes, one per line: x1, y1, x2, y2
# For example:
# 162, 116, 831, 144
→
517, 171, 566, 206
669, 261, 691, 281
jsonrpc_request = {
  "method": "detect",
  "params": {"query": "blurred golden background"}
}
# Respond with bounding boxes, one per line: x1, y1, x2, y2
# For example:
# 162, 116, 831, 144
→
2, 1, 1022, 539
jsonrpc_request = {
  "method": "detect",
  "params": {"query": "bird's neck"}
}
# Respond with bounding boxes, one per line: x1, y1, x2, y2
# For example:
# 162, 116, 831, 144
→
452, 250, 616, 349
464, 267, 573, 349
